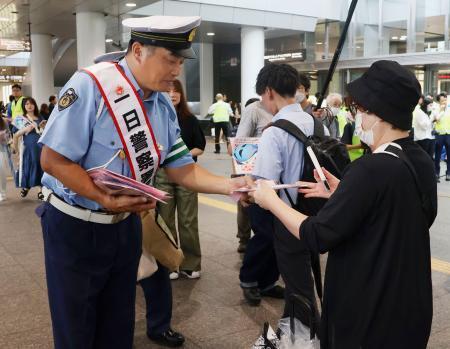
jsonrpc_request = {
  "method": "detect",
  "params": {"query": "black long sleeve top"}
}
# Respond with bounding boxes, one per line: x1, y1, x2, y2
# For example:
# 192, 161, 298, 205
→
300, 137, 437, 349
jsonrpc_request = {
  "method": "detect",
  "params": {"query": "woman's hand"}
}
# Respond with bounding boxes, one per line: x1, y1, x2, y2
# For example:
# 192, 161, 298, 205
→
248, 180, 279, 211
298, 167, 340, 199
24, 124, 34, 134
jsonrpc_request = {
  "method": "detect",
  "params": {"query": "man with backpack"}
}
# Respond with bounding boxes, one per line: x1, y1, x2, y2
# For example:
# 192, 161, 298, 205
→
252, 64, 331, 329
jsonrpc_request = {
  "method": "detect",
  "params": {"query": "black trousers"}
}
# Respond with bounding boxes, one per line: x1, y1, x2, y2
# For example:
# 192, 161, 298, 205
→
139, 262, 172, 336
273, 218, 320, 330
39, 203, 141, 349
434, 134, 450, 175
214, 122, 229, 153
416, 139, 435, 160
239, 204, 279, 289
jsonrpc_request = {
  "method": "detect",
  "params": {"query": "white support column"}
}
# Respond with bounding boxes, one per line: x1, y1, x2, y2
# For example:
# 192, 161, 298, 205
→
241, 26, 264, 106
76, 12, 106, 69
30, 34, 54, 105
199, 43, 213, 118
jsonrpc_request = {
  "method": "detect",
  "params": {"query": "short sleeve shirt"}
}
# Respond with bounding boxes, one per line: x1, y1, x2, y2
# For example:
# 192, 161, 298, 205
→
39, 58, 193, 210
252, 104, 315, 203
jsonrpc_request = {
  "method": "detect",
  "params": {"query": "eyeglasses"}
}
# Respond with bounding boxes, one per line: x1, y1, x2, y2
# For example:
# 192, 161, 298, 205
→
348, 102, 370, 115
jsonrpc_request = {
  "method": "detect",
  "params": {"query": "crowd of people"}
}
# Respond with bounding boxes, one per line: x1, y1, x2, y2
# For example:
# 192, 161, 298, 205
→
0, 14, 445, 349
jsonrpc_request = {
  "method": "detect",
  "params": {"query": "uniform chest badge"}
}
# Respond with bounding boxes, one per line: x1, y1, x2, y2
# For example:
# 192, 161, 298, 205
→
58, 88, 78, 111
115, 85, 124, 95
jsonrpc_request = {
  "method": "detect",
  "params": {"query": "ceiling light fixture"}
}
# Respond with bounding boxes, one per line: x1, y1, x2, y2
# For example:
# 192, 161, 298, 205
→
207, 32, 215, 36
0, 17, 10, 22
126, 3, 137, 7
392, 36, 398, 40
105, 38, 113, 43
316, 42, 323, 45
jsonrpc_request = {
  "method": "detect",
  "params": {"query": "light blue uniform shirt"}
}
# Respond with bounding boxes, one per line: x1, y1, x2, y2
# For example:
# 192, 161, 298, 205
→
253, 103, 327, 204
39, 59, 193, 210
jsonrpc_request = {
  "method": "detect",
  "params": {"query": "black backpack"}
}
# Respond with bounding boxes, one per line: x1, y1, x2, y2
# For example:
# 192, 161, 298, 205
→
270, 115, 350, 303
271, 115, 350, 215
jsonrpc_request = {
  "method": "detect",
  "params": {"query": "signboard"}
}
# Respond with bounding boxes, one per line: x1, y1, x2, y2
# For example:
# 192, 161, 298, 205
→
264, 49, 306, 62
0, 39, 30, 52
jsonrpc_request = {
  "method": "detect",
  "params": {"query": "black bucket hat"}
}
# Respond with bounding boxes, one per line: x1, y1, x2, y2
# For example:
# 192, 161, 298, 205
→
347, 60, 421, 130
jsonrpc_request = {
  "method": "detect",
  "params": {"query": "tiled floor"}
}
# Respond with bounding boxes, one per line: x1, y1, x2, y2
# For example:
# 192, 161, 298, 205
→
0, 143, 449, 348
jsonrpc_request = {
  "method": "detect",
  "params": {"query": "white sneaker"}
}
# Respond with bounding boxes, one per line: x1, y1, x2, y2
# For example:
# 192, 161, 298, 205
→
180, 270, 201, 279
0, 194, 6, 202
169, 271, 179, 280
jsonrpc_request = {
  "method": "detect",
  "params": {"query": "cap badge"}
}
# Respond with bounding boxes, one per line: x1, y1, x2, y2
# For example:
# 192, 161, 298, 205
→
116, 85, 124, 95
188, 28, 197, 42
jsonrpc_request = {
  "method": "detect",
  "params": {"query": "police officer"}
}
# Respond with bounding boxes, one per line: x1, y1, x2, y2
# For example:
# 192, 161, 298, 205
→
38, 15, 250, 349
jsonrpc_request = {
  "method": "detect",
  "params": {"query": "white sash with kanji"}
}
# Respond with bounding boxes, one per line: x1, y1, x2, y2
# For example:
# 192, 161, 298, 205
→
83, 62, 160, 184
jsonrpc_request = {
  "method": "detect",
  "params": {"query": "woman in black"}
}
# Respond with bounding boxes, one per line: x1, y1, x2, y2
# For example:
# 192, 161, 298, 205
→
250, 61, 437, 349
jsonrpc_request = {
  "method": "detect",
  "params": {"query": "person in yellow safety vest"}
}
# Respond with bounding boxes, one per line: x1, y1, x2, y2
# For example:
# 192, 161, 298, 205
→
9, 84, 25, 121
431, 93, 450, 182
337, 107, 348, 138
340, 109, 365, 161
208, 93, 233, 153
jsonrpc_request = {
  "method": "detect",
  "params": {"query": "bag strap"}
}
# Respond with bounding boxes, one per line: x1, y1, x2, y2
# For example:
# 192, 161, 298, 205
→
271, 119, 310, 145
383, 144, 431, 218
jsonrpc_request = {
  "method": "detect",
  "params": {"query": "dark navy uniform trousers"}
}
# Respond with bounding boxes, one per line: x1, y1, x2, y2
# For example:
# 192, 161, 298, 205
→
38, 202, 142, 349
139, 262, 172, 337
239, 204, 279, 289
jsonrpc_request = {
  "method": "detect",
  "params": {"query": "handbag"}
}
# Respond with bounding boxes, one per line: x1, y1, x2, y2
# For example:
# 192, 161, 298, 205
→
140, 209, 184, 271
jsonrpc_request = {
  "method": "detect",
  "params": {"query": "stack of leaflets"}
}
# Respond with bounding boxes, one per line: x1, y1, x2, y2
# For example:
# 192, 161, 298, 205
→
88, 168, 170, 203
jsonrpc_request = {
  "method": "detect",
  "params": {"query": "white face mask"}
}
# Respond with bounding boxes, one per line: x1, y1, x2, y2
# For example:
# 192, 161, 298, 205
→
295, 92, 306, 104
355, 112, 379, 146
330, 107, 340, 116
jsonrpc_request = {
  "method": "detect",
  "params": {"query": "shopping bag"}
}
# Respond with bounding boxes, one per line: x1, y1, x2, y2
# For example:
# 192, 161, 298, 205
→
136, 251, 158, 281
252, 322, 280, 349
140, 209, 184, 271
278, 294, 320, 349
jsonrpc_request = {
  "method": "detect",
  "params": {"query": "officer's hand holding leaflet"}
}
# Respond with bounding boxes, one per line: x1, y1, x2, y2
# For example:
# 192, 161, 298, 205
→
41, 146, 157, 213
165, 162, 254, 203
